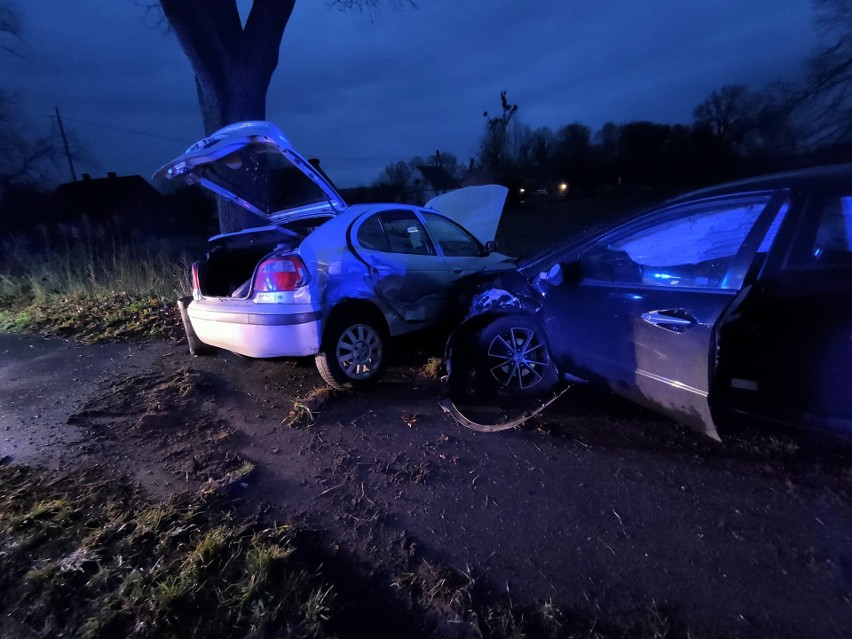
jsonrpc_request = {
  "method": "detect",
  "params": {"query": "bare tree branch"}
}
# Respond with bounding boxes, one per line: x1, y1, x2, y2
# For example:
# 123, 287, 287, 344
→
791, 0, 852, 146
0, 1, 23, 58
327, 0, 418, 10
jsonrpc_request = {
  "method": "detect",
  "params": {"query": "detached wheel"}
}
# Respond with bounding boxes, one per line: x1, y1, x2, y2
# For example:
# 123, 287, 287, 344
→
476, 315, 558, 397
177, 297, 213, 356
316, 314, 387, 390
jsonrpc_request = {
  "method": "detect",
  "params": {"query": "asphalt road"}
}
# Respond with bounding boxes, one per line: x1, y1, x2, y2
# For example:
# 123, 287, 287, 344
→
0, 332, 172, 467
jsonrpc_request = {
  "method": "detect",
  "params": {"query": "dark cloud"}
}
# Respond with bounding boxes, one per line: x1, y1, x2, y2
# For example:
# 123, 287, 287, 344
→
3, 0, 816, 187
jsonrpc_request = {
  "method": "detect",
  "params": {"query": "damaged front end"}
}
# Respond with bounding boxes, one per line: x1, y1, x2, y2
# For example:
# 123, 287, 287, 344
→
440, 270, 577, 432
443, 269, 550, 397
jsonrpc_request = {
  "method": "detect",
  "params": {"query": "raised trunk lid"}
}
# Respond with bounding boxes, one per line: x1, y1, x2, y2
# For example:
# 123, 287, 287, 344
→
155, 121, 347, 223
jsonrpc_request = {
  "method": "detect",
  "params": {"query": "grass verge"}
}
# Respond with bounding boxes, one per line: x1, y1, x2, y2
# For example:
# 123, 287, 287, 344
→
0, 291, 183, 343
0, 464, 336, 639
0, 232, 189, 343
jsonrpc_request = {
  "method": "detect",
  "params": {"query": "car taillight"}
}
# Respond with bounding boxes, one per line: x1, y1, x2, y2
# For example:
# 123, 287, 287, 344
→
253, 256, 308, 292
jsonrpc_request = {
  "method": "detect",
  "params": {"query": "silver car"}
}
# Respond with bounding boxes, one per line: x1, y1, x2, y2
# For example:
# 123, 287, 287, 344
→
157, 121, 513, 389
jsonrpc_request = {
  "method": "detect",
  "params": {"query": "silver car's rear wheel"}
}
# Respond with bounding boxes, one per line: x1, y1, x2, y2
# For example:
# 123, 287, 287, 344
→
316, 315, 387, 390
477, 316, 558, 396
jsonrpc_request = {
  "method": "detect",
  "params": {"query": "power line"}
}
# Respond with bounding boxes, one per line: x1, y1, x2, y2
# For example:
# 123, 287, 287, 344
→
58, 115, 195, 144
321, 155, 418, 162
28, 113, 452, 163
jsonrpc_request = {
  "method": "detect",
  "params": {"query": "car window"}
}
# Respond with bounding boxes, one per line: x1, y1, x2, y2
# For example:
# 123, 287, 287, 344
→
788, 193, 852, 268
580, 196, 772, 289
357, 210, 435, 256
421, 212, 482, 257
201, 143, 333, 214
357, 214, 390, 251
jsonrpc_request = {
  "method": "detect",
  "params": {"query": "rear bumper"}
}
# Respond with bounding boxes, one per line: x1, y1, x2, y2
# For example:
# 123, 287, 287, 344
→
187, 299, 322, 358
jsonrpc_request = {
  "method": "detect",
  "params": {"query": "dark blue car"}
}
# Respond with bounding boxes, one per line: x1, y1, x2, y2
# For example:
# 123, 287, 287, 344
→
447, 165, 852, 440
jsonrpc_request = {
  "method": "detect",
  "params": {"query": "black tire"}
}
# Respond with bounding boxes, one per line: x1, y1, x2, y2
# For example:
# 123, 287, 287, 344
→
177, 297, 214, 356
315, 314, 387, 390
475, 315, 558, 397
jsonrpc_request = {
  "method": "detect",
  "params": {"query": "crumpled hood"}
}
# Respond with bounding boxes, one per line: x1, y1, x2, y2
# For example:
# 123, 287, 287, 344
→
426, 185, 508, 244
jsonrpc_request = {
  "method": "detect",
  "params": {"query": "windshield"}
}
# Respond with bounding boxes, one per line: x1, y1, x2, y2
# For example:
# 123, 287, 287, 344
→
198, 143, 332, 214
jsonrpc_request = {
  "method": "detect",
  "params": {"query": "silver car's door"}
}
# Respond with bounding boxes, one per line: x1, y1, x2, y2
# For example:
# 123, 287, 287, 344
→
351, 209, 454, 324
546, 193, 786, 439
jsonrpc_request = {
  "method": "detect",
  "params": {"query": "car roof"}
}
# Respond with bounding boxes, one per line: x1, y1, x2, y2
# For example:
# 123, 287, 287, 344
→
516, 163, 852, 272
662, 163, 852, 207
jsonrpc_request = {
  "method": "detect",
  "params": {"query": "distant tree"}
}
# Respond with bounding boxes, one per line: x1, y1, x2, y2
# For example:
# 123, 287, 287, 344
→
794, 0, 852, 146
745, 85, 801, 160
156, 0, 414, 233
479, 91, 519, 181
378, 160, 413, 188
554, 122, 592, 187
618, 121, 671, 185
505, 121, 533, 173
594, 121, 621, 183
0, 3, 61, 198
525, 127, 555, 176
0, 0, 21, 57
0, 96, 59, 187
692, 84, 761, 157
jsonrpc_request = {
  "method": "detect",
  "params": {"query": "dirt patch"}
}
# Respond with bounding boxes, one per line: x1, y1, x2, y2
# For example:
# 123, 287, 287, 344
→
3, 330, 852, 638
68, 366, 252, 495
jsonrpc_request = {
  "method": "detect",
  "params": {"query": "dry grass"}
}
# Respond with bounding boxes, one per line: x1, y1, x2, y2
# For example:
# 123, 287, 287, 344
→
0, 229, 189, 343
417, 356, 444, 380
0, 291, 184, 343
282, 387, 333, 429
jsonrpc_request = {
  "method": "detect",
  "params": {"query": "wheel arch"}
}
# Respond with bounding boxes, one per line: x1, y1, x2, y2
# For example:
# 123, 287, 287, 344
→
446, 310, 547, 359
445, 309, 560, 390
322, 299, 389, 347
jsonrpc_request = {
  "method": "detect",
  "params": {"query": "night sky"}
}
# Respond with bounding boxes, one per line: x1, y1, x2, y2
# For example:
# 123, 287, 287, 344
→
3, 0, 818, 188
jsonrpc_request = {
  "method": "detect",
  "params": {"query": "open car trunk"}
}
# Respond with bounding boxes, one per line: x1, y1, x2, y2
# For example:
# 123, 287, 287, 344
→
197, 217, 332, 298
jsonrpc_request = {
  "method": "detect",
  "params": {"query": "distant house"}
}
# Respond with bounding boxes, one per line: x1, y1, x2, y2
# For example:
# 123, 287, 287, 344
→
47, 172, 167, 233
372, 163, 462, 205
413, 164, 460, 201
459, 165, 494, 188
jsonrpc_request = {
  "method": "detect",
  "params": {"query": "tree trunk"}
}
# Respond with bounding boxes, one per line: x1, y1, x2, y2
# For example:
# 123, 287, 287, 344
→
160, 0, 296, 233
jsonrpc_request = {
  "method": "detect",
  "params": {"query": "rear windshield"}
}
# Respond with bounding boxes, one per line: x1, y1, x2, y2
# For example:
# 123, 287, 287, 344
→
199, 143, 331, 214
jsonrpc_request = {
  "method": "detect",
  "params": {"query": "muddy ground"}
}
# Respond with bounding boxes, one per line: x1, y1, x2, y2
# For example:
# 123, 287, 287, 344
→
1, 326, 851, 639
2, 198, 851, 638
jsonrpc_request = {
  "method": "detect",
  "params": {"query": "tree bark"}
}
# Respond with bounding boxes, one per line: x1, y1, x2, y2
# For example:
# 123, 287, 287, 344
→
159, 0, 296, 232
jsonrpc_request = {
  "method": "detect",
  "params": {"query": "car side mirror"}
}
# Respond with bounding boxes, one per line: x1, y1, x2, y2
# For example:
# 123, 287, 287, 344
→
483, 240, 498, 255
539, 263, 564, 286
537, 261, 584, 288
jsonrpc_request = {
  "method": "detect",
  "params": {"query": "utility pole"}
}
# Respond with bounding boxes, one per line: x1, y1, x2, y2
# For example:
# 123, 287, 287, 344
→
55, 107, 77, 182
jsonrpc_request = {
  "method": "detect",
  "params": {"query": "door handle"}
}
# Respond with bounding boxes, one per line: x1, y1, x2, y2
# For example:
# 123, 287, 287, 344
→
452, 267, 463, 274
641, 309, 696, 333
